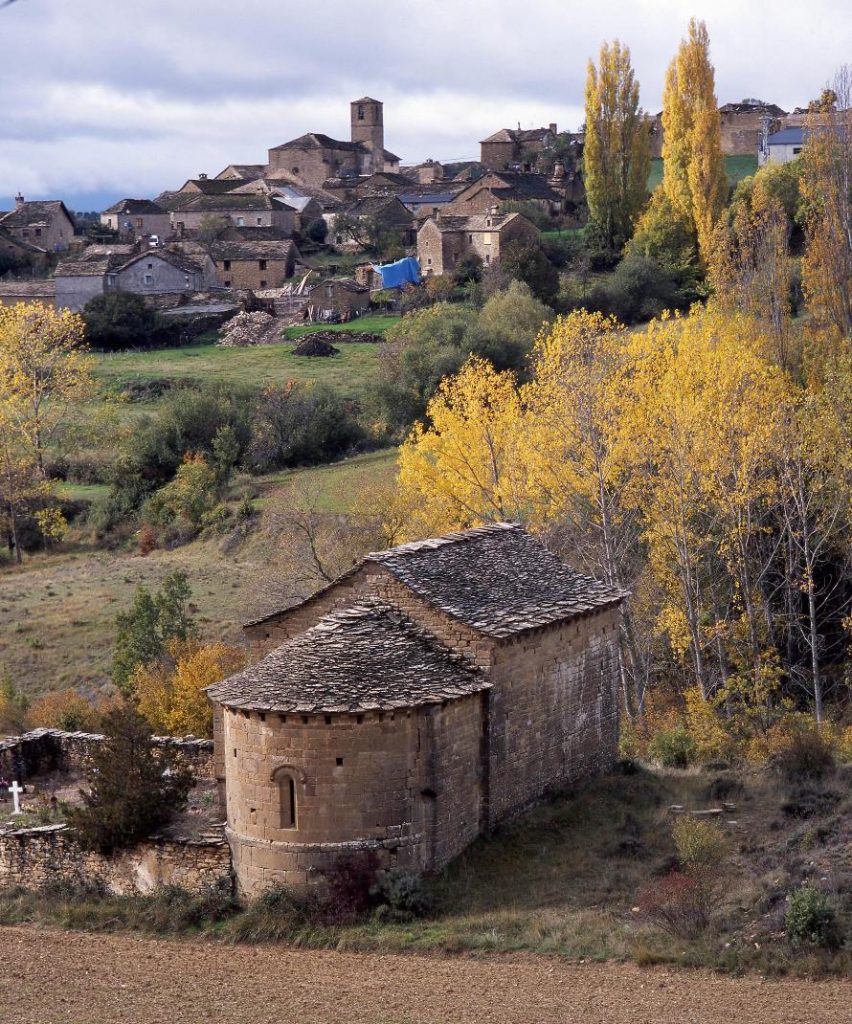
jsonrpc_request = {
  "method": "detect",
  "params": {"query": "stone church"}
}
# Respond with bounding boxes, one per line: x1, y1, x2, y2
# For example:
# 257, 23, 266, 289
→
207, 524, 624, 896
265, 97, 401, 189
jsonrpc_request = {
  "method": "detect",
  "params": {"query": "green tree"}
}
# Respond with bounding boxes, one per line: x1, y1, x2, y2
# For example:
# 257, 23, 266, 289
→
83, 292, 158, 352
583, 39, 651, 253
470, 280, 552, 372
112, 570, 199, 693
68, 701, 193, 854
498, 244, 560, 307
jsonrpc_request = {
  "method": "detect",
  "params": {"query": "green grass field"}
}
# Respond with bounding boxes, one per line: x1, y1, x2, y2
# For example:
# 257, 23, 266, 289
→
94, 340, 384, 405
281, 314, 400, 340
648, 154, 758, 191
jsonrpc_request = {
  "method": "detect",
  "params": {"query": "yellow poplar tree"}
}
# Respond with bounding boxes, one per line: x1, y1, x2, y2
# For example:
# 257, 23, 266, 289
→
396, 356, 527, 540
133, 640, 245, 738
584, 40, 651, 252
661, 19, 727, 262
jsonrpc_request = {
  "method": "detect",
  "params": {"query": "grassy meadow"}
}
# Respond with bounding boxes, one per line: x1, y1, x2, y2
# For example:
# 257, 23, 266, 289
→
647, 154, 758, 192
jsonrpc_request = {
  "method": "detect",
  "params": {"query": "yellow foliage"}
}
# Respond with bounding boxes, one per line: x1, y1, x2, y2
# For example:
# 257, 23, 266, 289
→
133, 640, 245, 738
396, 356, 527, 539
26, 689, 95, 732
661, 19, 726, 262
683, 686, 730, 762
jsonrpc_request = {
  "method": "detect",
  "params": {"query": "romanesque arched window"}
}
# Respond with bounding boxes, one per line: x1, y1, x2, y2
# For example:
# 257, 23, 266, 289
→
272, 767, 297, 829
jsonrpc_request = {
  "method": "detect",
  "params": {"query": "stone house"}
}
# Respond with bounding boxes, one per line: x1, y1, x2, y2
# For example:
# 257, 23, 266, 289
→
0, 196, 75, 253
100, 199, 171, 242
225, 180, 324, 231
0, 279, 56, 309
480, 125, 558, 171
417, 210, 540, 277
450, 171, 568, 217
719, 100, 786, 156
760, 126, 807, 166
169, 193, 297, 237
54, 246, 136, 311
266, 98, 400, 188
207, 239, 299, 290
333, 196, 415, 250
207, 523, 624, 895
0, 225, 49, 273
305, 278, 370, 319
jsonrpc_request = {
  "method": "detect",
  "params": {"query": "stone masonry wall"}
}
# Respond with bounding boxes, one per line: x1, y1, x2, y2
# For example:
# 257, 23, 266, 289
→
0, 824, 231, 896
486, 605, 621, 825
223, 693, 484, 896
0, 729, 215, 782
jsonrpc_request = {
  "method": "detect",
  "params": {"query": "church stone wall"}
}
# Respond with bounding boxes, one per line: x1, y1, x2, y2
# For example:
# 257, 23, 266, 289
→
222, 694, 484, 896
486, 605, 621, 825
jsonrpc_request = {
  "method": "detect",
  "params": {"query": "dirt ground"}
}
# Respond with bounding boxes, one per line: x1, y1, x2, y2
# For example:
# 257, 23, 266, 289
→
1, 926, 849, 1024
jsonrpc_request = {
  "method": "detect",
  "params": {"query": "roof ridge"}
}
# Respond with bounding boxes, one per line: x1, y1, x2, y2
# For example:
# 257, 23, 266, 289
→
367, 522, 520, 562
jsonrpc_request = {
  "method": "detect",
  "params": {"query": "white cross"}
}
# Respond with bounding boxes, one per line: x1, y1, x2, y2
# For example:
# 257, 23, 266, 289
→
8, 781, 22, 815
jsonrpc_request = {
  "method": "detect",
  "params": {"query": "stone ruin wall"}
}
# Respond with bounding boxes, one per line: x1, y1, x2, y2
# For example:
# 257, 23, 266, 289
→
223, 692, 484, 896
0, 728, 215, 781
0, 824, 231, 896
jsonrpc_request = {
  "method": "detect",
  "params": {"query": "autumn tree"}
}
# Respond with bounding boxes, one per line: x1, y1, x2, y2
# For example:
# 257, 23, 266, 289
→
26, 688, 95, 732
584, 40, 651, 253
396, 357, 527, 539
661, 19, 727, 262
133, 639, 244, 737
800, 66, 852, 342
0, 303, 97, 479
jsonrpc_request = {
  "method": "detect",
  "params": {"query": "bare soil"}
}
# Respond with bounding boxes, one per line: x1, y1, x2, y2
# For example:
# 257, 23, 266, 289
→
1, 925, 849, 1024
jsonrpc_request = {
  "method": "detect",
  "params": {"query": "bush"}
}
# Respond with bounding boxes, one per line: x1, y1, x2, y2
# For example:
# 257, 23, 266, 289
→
83, 293, 158, 352
585, 252, 685, 323
305, 218, 329, 243
323, 850, 380, 924
647, 726, 697, 768
771, 726, 836, 783
226, 885, 319, 943
672, 816, 729, 871
636, 871, 711, 938
373, 867, 432, 921
785, 882, 839, 948
68, 702, 193, 855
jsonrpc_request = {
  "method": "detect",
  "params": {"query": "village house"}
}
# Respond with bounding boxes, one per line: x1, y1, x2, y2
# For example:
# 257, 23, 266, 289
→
54, 245, 214, 311
207, 523, 624, 895
333, 195, 415, 250
480, 124, 559, 171
207, 239, 299, 290
0, 196, 75, 253
266, 98, 400, 188
449, 170, 570, 217
0, 225, 49, 274
0, 279, 56, 309
168, 193, 298, 237
100, 199, 171, 242
760, 125, 807, 165
305, 277, 370, 319
417, 210, 540, 276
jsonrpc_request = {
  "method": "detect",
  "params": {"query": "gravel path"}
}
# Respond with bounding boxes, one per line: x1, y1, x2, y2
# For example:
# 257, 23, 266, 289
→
1, 926, 849, 1024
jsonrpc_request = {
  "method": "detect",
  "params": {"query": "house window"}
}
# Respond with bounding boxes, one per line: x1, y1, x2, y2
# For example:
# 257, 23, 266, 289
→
236, 217, 245, 226
21, 230, 28, 238
358, 105, 364, 121
256, 217, 262, 225
34, 228, 42, 238
260, 280, 267, 288
147, 263, 153, 269
223, 260, 231, 271
292, 166, 299, 174
793, 147, 802, 155
258, 259, 267, 270
483, 232, 492, 245
326, 284, 334, 298
468, 234, 472, 243
272, 768, 297, 829
427, 257, 432, 266
136, 218, 144, 229
143, 273, 153, 285
224, 279, 231, 287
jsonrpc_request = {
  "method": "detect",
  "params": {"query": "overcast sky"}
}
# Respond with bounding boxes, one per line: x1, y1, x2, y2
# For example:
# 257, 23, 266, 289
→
1, 0, 849, 210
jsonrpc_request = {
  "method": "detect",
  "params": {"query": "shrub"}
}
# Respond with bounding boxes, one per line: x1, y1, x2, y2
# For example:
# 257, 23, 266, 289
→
25, 689, 96, 732
636, 871, 711, 938
323, 850, 380, 923
83, 292, 159, 352
68, 702, 193, 855
781, 786, 841, 819
373, 867, 432, 921
785, 882, 839, 948
304, 218, 328, 243
647, 726, 697, 768
136, 881, 236, 933
585, 252, 684, 323
672, 816, 729, 871
226, 885, 319, 943
771, 725, 836, 783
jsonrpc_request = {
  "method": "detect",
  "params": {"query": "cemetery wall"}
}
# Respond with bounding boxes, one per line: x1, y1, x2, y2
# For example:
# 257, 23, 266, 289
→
0, 729, 214, 781
0, 824, 232, 895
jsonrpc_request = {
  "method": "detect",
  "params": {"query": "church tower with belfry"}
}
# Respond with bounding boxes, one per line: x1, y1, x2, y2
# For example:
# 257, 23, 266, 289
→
351, 97, 385, 173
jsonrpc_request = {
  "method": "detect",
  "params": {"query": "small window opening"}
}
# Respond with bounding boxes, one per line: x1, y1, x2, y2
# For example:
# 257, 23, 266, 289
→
259, 713, 266, 722
233, 748, 237, 757
273, 768, 297, 828
325, 715, 332, 725
336, 757, 344, 766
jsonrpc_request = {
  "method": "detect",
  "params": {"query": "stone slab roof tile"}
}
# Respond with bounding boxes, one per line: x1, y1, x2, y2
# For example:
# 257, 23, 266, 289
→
209, 600, 489, 713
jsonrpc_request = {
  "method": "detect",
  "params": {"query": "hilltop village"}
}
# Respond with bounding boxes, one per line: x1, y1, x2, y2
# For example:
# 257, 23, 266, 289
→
0, 95, 812, 318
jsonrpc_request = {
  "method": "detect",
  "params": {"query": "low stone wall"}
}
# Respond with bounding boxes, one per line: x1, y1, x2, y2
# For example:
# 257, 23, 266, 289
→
0, 823, 232, 896
0, 729, 215, 782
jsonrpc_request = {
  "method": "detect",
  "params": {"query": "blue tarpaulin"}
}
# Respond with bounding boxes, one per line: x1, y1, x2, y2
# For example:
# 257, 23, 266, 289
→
374, 256, 421, 289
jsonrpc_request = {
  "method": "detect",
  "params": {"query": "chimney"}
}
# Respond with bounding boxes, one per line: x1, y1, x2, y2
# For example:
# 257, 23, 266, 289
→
549, 122, 557, 134
15, 192, 24, 208
552, 161, 565, 180
198, 173, 208, 180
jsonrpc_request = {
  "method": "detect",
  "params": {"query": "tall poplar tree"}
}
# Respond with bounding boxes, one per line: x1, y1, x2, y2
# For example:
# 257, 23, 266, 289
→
661, 19, 727, 262
584, 40, 651, 253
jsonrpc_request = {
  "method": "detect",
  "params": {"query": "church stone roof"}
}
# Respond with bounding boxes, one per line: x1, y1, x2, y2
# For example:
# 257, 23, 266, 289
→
209, 600, 489, 713
250, 523, 625, 639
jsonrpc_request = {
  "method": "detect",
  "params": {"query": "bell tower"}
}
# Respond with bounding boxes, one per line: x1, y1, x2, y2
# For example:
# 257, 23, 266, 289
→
351, 97, 384, 173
